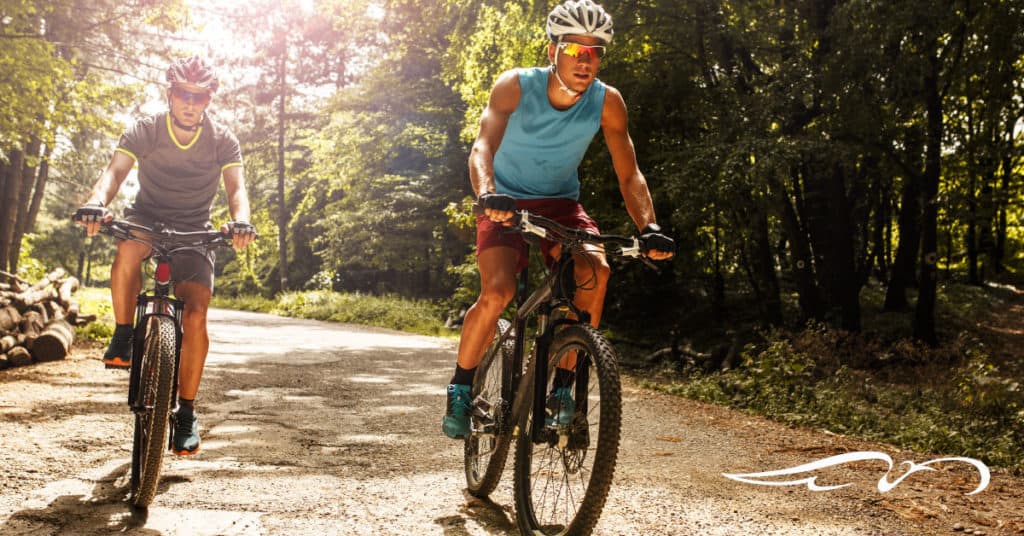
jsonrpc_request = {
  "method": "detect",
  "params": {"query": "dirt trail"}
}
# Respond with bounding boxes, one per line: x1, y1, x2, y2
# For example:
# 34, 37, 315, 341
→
1, 308, 1021, 535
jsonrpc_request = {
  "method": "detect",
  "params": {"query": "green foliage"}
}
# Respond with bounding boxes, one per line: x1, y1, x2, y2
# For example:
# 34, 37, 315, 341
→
647, 326, 1024, 473
212, 290, 452, 337
72, 287, 115, 342
212, 208, 278, 296
15, 235, 48, 282
444, 0, 547, 140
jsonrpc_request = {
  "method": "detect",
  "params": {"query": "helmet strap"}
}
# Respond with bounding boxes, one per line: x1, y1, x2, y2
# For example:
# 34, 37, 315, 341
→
550, 48, 580, 97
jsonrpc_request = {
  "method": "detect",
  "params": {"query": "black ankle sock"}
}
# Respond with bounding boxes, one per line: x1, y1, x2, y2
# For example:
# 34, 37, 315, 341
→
451, 365, 476, 386
554, 367, 575, 388
178, 398, 195, 411
113, 323, 133, 341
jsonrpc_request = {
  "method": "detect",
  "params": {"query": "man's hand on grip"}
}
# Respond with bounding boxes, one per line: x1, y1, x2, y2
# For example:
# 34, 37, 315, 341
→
477, 192, 516, 223
640, 223, 675, 260
221, 221, 257, 250
72, 203, 112, 237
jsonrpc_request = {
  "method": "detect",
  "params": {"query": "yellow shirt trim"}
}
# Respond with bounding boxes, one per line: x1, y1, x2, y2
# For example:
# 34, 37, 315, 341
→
221, 162, 242, 172
165, 113, 203, 150
114, 147, 137, 161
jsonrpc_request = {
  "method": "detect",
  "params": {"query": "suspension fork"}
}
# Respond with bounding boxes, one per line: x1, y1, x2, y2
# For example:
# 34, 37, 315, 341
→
126, 276, 184, 410
530, 304, 557, 443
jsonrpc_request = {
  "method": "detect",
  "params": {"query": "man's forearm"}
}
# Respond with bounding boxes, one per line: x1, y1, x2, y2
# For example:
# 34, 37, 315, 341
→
87, 171, 121, 206
228, 193, 250, 222
620, 174, 657, 230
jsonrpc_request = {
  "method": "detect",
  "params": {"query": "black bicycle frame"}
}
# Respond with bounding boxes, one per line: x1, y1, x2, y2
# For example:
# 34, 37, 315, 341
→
500, 243, 588, 444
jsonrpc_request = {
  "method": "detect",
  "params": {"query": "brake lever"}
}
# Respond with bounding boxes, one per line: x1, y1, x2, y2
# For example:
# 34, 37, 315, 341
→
519, 212, 547, 238
640, 256, 661, 274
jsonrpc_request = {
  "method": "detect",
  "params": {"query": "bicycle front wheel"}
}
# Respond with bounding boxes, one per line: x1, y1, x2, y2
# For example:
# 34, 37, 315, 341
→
130, 315, 177, 508
513, 324, 622, 536
465, 318, 515, 497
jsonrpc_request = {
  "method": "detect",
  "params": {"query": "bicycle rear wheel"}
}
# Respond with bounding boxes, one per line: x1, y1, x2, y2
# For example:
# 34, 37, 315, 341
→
512, 324, 622, 536
464, 318, 515, 497
130, 315, 177, 508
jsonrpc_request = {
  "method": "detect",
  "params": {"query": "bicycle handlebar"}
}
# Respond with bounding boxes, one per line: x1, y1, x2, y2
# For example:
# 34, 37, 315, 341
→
508, 211, 643, 258
98, 219, 233, 256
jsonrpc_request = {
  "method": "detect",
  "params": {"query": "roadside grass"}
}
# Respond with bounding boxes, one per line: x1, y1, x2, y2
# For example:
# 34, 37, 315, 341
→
638, 279, 1024, 475
211, 290, 453, 337
77, 288, 453, 340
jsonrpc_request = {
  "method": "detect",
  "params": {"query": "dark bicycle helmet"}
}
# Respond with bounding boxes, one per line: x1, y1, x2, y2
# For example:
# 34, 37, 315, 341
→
166, 55, 219, 93
546, 0, 614, 45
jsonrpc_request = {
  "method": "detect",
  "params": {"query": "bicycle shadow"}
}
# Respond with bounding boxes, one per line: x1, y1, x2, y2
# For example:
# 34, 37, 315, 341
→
434, 491, 517, 535
2, 462, 161, 535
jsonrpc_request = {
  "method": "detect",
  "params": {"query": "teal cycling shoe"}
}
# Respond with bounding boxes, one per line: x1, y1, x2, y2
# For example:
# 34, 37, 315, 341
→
442, 384, 472, 439
172, 406, 201, 456
545, 386, 575, 426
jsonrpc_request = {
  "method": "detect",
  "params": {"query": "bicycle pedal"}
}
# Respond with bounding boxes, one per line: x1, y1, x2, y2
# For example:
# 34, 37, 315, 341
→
471, 395, 492, 412
103, 362, 131, 370
472, 422, 496, 435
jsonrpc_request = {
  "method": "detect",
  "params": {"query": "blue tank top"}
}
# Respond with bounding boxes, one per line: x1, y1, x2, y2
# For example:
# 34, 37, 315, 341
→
493, 67, 606, 200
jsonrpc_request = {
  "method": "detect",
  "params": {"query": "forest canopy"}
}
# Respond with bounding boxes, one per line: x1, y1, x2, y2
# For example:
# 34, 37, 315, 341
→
2, 0, 1022, 346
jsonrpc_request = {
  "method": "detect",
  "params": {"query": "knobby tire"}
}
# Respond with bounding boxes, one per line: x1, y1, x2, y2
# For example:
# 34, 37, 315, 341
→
130, 315, 177, 508
512, 324, 622, 536
465, 318, 515, 497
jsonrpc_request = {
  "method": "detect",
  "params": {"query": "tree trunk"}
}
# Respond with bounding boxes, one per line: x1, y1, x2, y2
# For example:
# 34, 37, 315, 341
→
777, 172, 823, 321
32, 318, 75, 362
913, 49, 942, 346
966, 173, 978, 284
276, 43, 290, 292
994, 122, 1014, 272
748, 207, 783, 326
24, 142, 52, 242
10, 136, 42, 272
884, 168, 922, 312
0, 149, 26, 272
979, 168, 998, 277
712, 209, 725, 320
870, 175, 890, 282
826, 163, 861, 332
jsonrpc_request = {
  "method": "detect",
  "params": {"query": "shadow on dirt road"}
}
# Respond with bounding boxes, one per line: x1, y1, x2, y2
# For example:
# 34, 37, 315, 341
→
2, 308, 1022, 535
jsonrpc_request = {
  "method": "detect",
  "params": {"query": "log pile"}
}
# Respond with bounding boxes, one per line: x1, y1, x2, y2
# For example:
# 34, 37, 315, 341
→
0, 268, 94, 369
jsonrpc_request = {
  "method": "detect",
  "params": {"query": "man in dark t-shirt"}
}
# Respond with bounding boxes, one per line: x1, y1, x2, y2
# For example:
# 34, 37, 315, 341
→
74, 56, 255, 456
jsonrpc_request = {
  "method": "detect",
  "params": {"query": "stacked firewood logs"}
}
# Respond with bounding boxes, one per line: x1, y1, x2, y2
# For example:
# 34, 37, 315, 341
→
0, 268, 94, 369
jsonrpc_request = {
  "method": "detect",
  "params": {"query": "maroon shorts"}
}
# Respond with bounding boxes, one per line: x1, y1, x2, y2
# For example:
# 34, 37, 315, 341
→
476, 198, 600, 273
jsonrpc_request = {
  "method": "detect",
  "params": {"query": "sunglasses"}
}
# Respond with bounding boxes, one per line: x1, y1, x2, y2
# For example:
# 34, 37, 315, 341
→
557, 41, 606, 60
170, 86, 212, 105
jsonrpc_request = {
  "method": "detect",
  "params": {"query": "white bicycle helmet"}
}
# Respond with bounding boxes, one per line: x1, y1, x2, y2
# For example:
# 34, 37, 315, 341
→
546, 0, 614, 45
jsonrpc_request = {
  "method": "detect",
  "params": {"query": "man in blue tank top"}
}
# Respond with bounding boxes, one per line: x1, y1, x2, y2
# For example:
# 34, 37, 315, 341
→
443, 0, 676, 438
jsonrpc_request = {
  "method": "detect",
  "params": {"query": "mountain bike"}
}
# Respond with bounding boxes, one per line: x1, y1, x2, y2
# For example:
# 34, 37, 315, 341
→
97, 220, 232, 508
464, 210, 651, 536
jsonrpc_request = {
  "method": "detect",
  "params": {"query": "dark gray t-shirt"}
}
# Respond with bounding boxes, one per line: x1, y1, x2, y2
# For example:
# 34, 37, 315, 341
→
116, 112, 242, 228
